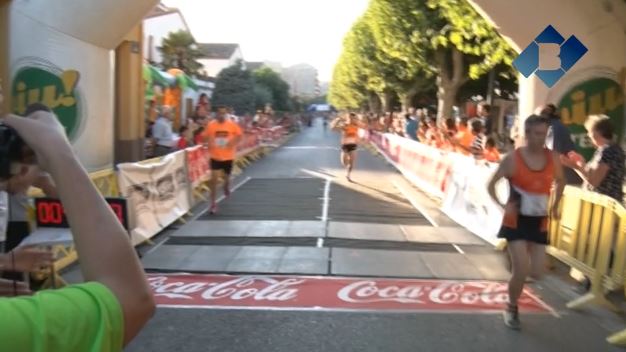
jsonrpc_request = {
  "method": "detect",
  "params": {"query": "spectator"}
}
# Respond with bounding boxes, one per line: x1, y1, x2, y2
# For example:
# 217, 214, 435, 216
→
453, 117, 474, 155
2, 104, 57, 282
469, 119, 486, 160
417, 119, 429, 142
197, 93, 210, 114
441, 118, 458, 150
152, 106, 176, 157
561, 115, 625, 202
540, 104, 583, 185
193, 126, 205, 146
176, 125, 192, 150
405, 114, 418, 141
484, 137, 502, 162
0, 109, 155, 350
478, 102, 493, 136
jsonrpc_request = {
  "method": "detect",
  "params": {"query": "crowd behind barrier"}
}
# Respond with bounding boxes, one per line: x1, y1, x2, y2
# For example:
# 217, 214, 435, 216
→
366, 129, 626, 345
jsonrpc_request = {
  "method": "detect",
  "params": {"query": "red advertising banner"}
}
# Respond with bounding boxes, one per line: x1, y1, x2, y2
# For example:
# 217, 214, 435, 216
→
147, 274, 552, 313
185, 146, 209, 188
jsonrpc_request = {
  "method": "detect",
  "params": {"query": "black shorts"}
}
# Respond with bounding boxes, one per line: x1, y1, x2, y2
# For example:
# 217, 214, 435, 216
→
498, 215, 549, 245
342, 144, 358, 153
210, 159, 234, 175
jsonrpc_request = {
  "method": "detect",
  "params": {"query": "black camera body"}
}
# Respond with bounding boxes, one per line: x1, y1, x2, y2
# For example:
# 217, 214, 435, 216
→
0, 124, 27, 180
0, 103, 50, 180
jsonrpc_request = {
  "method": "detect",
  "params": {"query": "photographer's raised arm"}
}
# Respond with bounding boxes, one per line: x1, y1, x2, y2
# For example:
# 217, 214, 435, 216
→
2, 113, 155, 345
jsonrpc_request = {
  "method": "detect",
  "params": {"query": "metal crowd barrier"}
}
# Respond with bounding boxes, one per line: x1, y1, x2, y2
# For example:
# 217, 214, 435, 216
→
548, 186, 626, 345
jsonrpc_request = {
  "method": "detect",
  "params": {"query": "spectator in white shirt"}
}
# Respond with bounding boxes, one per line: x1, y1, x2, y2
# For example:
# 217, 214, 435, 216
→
152, 106, 176, 157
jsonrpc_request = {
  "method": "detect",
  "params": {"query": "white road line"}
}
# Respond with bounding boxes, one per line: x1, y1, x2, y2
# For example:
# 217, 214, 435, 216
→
392, 179, 439, 228
322, 179, 331, 222
301, 168, 335, 180
316, 238, 324, 248
452, 244, 465, 254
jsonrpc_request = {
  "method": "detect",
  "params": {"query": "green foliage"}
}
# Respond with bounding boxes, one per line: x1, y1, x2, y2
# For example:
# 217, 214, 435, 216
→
253, 85, 273, 110
252, 67, 292, 111
212, 61, 255, 114
158, 30, 203, 76
426, 0, 516, 79
330, 0, 518, 115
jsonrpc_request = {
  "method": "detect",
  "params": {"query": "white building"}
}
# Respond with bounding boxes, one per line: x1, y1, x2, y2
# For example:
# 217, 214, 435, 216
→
143, 4, 190, 65
197, 43, 244, 78
282, 63, 319, 98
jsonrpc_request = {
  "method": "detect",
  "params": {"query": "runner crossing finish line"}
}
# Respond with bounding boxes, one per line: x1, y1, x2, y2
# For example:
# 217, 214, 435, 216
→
330, 113, 366, 182
202, 106, 243, 215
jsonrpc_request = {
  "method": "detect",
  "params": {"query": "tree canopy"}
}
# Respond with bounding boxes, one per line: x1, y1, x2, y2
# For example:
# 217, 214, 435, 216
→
212, 61, 255, 115
330, 0, 517, 118
158, 30, 203, 76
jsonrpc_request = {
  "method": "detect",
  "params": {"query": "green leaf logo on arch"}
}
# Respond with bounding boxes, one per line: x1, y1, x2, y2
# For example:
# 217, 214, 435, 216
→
12, 66, 83, 141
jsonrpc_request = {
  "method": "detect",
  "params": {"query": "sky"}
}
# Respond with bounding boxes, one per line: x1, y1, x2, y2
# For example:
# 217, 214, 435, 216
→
162, 0, 370, 82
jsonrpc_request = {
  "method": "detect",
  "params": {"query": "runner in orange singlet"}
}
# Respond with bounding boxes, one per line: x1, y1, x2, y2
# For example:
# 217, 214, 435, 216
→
202, 106, 243, 214
487, 115, 565, 330
330, 113, 364, 182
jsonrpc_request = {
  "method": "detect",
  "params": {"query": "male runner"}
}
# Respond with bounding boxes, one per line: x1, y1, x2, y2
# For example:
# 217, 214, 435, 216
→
202, 106, 243, 214
330, 113, 364, 181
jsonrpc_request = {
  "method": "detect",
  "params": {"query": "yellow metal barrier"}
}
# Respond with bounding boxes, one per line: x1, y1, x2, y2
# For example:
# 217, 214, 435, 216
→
547, 185, 626, 345
548, 186, 624, 311
88, 168, 120, 197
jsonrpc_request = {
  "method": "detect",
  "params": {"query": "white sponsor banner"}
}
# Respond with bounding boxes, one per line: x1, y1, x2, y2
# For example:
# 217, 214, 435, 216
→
118, 151, 191, 245
441, 155, 509, 245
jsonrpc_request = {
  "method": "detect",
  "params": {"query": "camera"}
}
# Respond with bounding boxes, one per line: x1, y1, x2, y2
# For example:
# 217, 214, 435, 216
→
0, 124, 27, 179
0, 103, 49, 180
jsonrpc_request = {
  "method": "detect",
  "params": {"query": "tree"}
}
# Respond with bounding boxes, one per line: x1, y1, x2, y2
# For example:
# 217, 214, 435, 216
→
158, 30, 203, 76
252, 67, 292, 111
253, 85, 274, 110
365, 0, 516, 120
328, 53, 367, 110
212, 61, 255, 114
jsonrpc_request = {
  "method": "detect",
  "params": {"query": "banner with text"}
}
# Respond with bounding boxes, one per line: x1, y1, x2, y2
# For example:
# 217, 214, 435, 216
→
147, 274, 552, 313
118, 151, 191, 245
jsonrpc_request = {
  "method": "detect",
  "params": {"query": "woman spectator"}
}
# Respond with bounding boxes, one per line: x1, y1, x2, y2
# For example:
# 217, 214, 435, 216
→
176, 125, 193, 150
0, 109, 155, 350
561, 114, 625, 202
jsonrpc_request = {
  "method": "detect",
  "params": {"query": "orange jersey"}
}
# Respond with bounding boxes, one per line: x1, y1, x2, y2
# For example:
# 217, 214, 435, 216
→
454, 128, 474, 155
202, 120, 242, 161
502, 148, 554, 230
484, 147, 501, 162
342, 124, 360, 145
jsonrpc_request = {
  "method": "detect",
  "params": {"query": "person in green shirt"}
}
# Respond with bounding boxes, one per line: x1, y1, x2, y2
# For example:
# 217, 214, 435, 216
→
0, 106, 155, 351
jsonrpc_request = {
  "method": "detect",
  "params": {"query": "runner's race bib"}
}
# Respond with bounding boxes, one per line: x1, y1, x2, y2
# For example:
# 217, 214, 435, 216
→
343, 137, 357, 144
514, 186, 549, 216
215, 137, 228, 147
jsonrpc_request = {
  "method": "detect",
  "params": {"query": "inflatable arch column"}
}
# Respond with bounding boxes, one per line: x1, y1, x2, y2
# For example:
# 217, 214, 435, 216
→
5, 0, 158, 171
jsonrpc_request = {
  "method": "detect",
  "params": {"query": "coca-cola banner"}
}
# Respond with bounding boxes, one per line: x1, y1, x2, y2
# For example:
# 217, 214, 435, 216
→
147, 274, 552, 313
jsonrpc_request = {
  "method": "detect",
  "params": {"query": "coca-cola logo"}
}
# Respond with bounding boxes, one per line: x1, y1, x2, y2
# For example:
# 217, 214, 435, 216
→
148, 276, 303, 301
337, 280, 532, 305
147, 274, 550, 313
